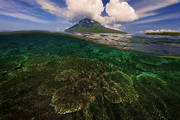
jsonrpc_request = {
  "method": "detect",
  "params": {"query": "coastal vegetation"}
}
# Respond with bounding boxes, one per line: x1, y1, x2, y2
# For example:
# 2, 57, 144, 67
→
146, 32, 180, 36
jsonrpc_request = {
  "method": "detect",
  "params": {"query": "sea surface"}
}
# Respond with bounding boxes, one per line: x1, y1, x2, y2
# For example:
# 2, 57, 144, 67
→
76, 33, 180, 56
0, 32, 180, 120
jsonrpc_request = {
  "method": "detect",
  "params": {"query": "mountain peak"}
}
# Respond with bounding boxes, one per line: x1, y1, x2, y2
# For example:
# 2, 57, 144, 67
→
65, 18, 126, 34
77, 18, 99, 28
79, 18, 97, 24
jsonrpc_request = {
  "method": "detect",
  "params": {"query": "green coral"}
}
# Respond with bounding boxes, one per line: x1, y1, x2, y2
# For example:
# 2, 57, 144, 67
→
55, 69, 80, 82
50, 79, 96, 114
136, 72, 167, 89
139, 56, 168, 66
102, 71, 138, 104
36, 56, 139, 117
23, 56, 61, 71
24, 56, 51, 67
134, 73, 171, 119
37, 57, 107, 115
38, 81, 61, 96
51, 86, 84, 114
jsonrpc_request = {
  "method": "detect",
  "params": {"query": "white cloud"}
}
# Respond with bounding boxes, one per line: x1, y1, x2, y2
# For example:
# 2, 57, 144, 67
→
145, 29, 180, 33
105, 23, 126, 31
36, 0, 68, 17
36, 0, 104, 23
135, 0, 180, 18
65, 0, 138, 24
66, 0, 104, 22
105, 24, 121, 30
137, 12, 157, 18
18, 0, 37, 6
36, 0, 138, 25
0, 0, 48, 23
131, 0, 180, 24
0, 11, 47, 23
133, 12, 180, 24
105, 0, 138, 23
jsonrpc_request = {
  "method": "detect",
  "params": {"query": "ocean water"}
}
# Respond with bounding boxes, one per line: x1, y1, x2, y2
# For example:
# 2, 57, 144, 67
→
77, 33, 180, 56
0, 32, 179, 120
136, 33, 180, 39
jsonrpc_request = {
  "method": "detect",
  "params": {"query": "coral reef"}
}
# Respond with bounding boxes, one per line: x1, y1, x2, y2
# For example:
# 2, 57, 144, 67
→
36, 56, 139, 117
139, 55, 168, 66
55, 69, 80, 82
37, 57, 110, 115
0, 32, 179, 120
136, 72, 167, 88
102, 71, 138, 104
133, 72, 180, 120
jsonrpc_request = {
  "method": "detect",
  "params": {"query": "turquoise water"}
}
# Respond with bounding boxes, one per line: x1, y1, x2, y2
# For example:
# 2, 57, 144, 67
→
0, 32, 180, 120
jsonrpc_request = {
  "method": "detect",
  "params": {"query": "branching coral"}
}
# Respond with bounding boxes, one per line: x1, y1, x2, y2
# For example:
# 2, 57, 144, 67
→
136, 72, 167, 89
102, 71, 138, 104
37, 57, 139, 116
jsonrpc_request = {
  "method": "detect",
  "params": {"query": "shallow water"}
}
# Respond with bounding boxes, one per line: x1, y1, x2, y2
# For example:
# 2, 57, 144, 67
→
0, 32, 180, 120
77, 33, 180, 56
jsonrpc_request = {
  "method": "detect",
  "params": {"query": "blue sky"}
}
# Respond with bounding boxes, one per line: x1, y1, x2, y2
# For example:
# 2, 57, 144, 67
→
0, 0, 180, 34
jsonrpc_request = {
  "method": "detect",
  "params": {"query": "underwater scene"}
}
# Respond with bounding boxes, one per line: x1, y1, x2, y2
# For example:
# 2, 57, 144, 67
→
0, 32, 180, 120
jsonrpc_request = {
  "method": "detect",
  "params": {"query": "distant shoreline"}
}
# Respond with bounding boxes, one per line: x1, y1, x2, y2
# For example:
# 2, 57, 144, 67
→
145, 32, 180, 36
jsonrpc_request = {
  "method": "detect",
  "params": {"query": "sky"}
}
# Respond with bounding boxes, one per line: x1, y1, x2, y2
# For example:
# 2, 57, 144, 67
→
0, 0, 180, 34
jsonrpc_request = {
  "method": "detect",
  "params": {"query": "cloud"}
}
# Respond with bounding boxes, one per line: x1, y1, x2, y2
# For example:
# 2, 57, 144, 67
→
36, 0, 104, 22
135, 0, 180, 18
131, 0, 180, 25
105, 23, 122, 30
0, 11, 47, 23
145, 29, 180, 33
0, 0, 48, 23
18, 0, 37, 6
105, 23, 126, 31
37, 0, 138, 25
105, 0, 138, 23
66, 0, 138, 24
36, 0, 68, 17
66, 0, 104, 22
133, 12, 180, 24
